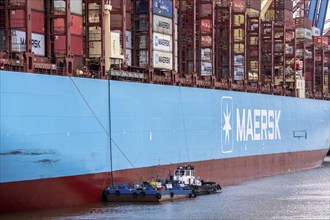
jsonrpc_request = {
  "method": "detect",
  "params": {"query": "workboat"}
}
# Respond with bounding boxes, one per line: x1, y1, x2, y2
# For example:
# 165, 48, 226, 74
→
103, 181, 196, 202
173, 165, 222, 195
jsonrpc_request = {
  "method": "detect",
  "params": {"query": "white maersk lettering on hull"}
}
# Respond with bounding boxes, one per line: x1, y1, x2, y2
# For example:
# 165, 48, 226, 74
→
236, 109, 281, 141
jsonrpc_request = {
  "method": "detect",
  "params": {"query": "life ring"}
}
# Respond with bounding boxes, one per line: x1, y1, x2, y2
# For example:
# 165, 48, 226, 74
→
140, 191, 146, 197
115, 190, 120, 196
170, 192, 174, 198
132, 192, 138, 198
155, 193, 161, 200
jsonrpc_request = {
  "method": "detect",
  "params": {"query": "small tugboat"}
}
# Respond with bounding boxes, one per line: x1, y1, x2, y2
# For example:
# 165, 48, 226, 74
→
103, 181, 196, 202
173, 165, 222, 195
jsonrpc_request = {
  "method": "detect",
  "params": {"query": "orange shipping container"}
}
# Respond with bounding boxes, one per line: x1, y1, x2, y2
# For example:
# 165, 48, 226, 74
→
54, 15, 83, 35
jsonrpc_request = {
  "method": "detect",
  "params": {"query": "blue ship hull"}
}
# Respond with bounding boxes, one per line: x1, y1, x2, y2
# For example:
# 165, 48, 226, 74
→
1, 70, 329, 212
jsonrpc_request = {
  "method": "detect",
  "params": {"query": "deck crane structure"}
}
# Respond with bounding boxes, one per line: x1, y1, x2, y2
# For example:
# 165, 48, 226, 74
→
308, 0, 329, 34
260, 0, 274, 18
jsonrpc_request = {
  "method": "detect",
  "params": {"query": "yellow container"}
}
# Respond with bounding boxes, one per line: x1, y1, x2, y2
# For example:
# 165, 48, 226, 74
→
234, 43, 244, 53
234, 14, 245, 26
249, 36, 258, 45
246, 8, 260, 17
234, 29, 244, 41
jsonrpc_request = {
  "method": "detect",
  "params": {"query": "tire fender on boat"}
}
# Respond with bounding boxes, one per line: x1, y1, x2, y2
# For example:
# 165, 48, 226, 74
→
192, 190, 197, 198
156, 193, 161, 200
140, 191, 146, 197
170, 192, 174, 198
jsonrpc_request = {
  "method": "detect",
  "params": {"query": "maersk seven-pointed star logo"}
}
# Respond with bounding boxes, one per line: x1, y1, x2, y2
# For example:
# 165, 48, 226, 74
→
222, 105, 232, 144
221, 96, 233, 153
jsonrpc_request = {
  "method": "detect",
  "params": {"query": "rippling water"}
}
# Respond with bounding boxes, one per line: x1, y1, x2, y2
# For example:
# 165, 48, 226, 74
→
2, 157, 330, 220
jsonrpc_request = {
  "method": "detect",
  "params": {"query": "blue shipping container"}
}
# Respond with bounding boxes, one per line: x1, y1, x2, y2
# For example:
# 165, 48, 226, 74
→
153, 0, 173, 18
137, 0, 148, 14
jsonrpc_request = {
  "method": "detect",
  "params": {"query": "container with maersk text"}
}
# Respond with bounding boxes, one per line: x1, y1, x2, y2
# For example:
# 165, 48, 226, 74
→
11, 30, 45, 56
153, 33, 172, 52
153, 50, 173, 70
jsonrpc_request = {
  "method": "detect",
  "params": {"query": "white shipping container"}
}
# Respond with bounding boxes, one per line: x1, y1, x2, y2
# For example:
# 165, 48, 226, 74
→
110, 32, 123, 59
234, 66, 244, 80
201, 61, 212, 76
139, 50, 149, 67
201, 48, 211, 61
11, 30, 45, 56
296, 28, 312, 40
153, 15, 172, 35
153, 32, 172, 52
312, 27, 321, 36
233, 55, 244, 66
112, 30, 132, 49
54, 0, 83, 15
125, 49, 132, 66
153, 50, 173, 70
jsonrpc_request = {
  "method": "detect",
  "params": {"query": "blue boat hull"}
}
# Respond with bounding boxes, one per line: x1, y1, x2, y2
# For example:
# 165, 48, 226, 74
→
1, 70, 329, 212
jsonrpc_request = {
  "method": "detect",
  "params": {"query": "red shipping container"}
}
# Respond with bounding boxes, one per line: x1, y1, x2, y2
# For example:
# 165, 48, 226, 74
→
295, 17, 312, 29
10, 10, 45, 34
201, 19, 212, 32
284, 0, 293, 11
30, 1, 45, 11
71, 35, 83, 55
201, 4, 212, 15
10, 10, 25, 29
285, 20, 294, 30
54, 15, 82, 35
111, 13, 131, 30
111, 0, 131, 11
246, 0, 261, 10
305, 72, 312, 81
232, 0, 246, 12
313, 37, 329, 47
31, 10, 45, 34
54, 35, 83, 56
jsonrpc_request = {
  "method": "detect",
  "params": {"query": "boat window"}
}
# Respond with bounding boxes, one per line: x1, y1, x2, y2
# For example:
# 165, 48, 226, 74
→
186, 170, 190, 176
192, 171, 195, 176
175, 170, 184, 176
